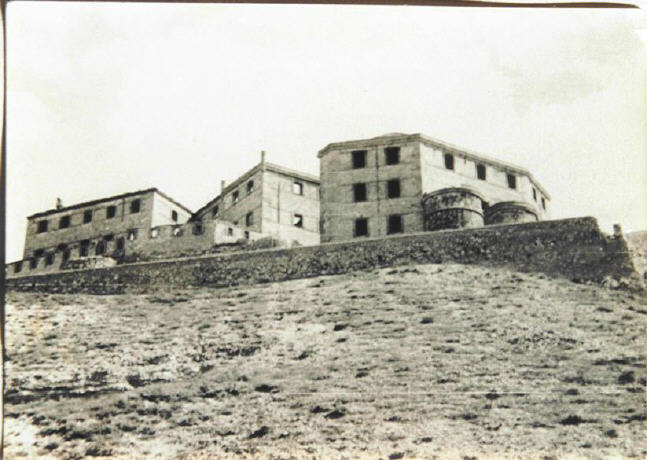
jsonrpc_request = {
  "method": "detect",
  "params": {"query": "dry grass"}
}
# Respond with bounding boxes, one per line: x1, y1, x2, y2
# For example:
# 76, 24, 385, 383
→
4, 263, 646, 459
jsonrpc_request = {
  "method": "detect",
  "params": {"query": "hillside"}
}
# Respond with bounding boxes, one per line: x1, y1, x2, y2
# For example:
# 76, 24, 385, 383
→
4, 263, 646, 459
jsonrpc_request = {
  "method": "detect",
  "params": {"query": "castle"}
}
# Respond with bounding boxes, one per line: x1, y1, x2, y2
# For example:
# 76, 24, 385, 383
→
7, 133, 550, 276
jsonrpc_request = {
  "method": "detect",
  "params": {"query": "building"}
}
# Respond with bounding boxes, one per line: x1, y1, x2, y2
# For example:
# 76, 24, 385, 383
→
191, 152, 320, 247
318, 133, 550, 243
16, 188, 193, 274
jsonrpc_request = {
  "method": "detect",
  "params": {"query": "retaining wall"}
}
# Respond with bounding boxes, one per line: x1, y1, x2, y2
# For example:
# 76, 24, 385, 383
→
5, 217, 640, 294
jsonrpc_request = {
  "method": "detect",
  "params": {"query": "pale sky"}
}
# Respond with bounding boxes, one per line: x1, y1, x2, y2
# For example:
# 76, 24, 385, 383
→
6, 3, 647, 261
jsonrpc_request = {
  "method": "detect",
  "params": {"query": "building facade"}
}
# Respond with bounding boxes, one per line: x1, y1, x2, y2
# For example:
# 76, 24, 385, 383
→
191, 154, 320, 247
318, 133, 550, 243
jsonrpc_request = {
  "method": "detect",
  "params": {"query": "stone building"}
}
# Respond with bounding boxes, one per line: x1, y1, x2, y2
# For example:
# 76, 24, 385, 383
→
191, 153, 320, 247
16, 188, 193, 274
318, 133, 550, 243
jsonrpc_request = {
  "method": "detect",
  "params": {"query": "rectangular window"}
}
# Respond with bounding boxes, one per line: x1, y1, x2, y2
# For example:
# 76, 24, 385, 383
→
95, 242, 105, 256
541, 197, 546, 210
387, 179, 401, 199
59, 215, 70, 229
353, 183, 367, 202
193, 223, 204, 235
293, 181, 303, 195
354, 218, 369, 237
130, 199, 141, 214
107, 205, 117, 219
244, 231, 250, 240
127, 229, 138, 240
37, 220, 48, 233
444, 153, 454, 170
116, 237, 125, 251
83, 210, 93, 223
385, 147, 400, 165
293, 214, 303, 228
507, 173, 517, 189
14, 262, 22, 273
476, 164, 486, 180
212, 205, 219, 218
245, 212, 254, 226
45, 253, 54, 266
80, 240, 90, 257
30, 258, 37, 269
352, 150, 367, 169
227, 227, 233, 236
171, 210, 178, 222
232, 191, 239, 204
62, 249, 71, 262
247, 180, 255, 194
533, 188, 537, 201
34, 249, 44, 258
387, 214, 404, 234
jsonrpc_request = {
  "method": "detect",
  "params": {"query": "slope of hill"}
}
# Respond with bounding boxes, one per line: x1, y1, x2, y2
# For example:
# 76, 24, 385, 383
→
4, 263, 646, 459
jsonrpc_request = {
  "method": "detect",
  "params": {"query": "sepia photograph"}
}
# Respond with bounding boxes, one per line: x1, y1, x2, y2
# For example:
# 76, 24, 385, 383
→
3, 1, 646, 458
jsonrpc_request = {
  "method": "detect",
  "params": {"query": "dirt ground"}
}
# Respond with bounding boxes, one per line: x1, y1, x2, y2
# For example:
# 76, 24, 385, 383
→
4, 263, 646, 459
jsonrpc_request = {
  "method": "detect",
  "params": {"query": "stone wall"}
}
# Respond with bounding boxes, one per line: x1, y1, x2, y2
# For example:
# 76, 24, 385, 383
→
5, 217, 641, 294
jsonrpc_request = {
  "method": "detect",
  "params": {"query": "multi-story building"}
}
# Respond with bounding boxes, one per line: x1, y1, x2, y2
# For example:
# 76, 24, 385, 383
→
191, 152, 320, 247
318, 132, 550, 243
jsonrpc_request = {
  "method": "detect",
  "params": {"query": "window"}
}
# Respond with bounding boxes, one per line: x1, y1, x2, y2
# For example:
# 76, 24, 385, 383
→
354, 218, 369, 237
507, 173, 517, 189
34, 249, 44, 258
387, 179, 401, 199
476, 164, 486, 180
353, 183, 367, 202
387, 214, 404, 234
352, 150, 367, 169
45, 253, 54, 266
130, 199, 141, 214
95, 242, 105, 256
193, 223, 204, 235
385, 147, 400, 165
293, 181, 303, 195
541, 197, 546, 210
104, 234, 114, 242
127, 229, 138, 241
172, 227, 183, 237
107, 205, 117, 219
83, 210, 93, 223
227, 227, 233, 236
80, 240, 90, 257
150, 228, 160, 238
171, 210, 179, 222
59, 215, 70, 229
212, 205, 219, 218
233, 220, 239, 226
62, 249, 71, 262
14, 262, 22, 273
245, 212, 254, 227
247, 180, 255, 194
37, 220, 48, 233
444, 153, 454, 170
244, 231, 250, 240
532, 188, 537, 201
232, 191, 239, 204
29, 259, 37, 269
116, 238, 125, 251
293, 214, 303, 228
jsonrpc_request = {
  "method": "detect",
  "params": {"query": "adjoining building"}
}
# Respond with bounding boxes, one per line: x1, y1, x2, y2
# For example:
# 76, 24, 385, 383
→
191, 152, 320, 247
318, 133, 550, 243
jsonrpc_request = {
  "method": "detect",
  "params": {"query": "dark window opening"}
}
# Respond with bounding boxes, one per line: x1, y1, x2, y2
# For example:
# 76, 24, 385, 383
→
107, 205, 117, 219
387, 214, 404, 234
354, 218, 369, 237
45, 253, 54, 266
59, 215, 71, 229
444, 153, 454, 170
30, 259, 37, 269
37, 220, 48, 233
533, 188, 537, 201
212, 205, 219, 218
104, 234, 114, 241
95, 242, 105, 256
193, 224, 204, 235
233, 220, 239, 226
80, 240, 90, 257
14, 262, 22, 273
245, 212, 254, 227
293, 181, 303, 195
352, 150, 367, 169
34, 249, 44, 258
127, 229, 138, 241
116, 238, 125, 251
171, 210, 179, 222
353, 183, 367, 202
244, 231, 250, 240
84, 210, 93, 223
232, 191, 239, 204
227, 227, 233, 236
57, 243, 67, 251
293, 214, 303, 228
385, 147, 400, 165
130, 199, 141, 214
247, 181, 255, 194
62, 249, 71, 262
541, 197, 546, 210
476, 164, 486, 180
387, 179, 401, 199
507, 173, 517, 189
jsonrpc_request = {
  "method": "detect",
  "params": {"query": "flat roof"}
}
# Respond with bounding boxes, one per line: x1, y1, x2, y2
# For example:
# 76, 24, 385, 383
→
28, 188, 192, 219
318, 132, 550, 199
